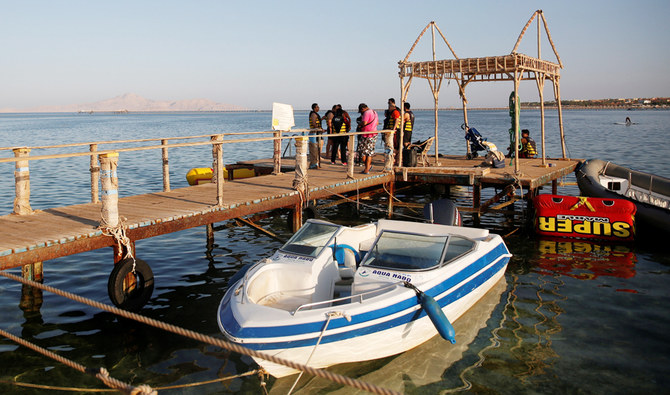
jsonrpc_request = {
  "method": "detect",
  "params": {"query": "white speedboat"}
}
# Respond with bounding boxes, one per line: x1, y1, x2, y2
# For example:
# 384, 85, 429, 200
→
217, 218, 511, 377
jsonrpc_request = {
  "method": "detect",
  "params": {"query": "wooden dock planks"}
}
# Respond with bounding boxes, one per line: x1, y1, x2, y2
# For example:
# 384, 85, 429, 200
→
0, 156, 581, 270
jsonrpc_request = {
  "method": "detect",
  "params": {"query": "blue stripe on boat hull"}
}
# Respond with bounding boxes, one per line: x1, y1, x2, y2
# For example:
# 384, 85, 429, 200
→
219, 243, 510, 350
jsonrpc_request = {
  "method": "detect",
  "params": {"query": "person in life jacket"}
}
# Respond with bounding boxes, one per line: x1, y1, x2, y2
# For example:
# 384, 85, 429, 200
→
308, 103, 322, 169
384, 98, 401, 164
323, 105, 336, 157
519, 129, 538, 158
401, 102, 414, 148
330, 107, 349, 165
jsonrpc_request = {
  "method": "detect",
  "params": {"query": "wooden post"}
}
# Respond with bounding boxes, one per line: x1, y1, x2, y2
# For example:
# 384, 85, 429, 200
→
536, 74, 547, 166
21, 262, 43, 282
13, 147, 32, 215
461, 85, 470, 156
387, 181, 395, 219
162, 139, 170, 192
90, 144, 100, 203
513, 72, 521, 173
473, 181, 481, 227
294, 136, 308, 192
99, 152, 119, 228
273, 131, 282, 175
112, 240, 135, 264
552, 179, 558, 194
206, 223, 214, 250
292, 136, 308, 232
291, 203, 303, 233
19, 279, 43, 314
553, 77, 567, 158
398, 76, 405, 167
346, 133, 355, 179
211, 134, 224, 206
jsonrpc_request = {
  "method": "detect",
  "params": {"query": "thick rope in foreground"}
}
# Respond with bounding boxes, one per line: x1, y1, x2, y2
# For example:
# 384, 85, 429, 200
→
0, 328, 153, 395
0, 370, 259, 393
0, 271, 400, 395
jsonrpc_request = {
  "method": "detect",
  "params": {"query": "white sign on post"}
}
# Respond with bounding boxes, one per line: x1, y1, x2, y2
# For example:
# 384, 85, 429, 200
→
271, 102, 295, 131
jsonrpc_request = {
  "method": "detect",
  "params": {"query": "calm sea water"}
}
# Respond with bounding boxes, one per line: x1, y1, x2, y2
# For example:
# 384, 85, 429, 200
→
0, 109, 669, 394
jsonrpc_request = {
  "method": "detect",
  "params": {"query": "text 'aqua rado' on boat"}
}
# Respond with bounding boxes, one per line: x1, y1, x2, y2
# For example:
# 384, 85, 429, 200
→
216, 208, 512, 377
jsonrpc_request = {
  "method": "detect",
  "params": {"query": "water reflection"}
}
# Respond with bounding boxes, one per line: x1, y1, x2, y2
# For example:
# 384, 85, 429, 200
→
535, 239, 637, 281
270, 278, 508, 394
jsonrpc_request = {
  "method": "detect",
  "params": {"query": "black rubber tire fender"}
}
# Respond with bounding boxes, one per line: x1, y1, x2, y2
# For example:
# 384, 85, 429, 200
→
107, 258, 154, 312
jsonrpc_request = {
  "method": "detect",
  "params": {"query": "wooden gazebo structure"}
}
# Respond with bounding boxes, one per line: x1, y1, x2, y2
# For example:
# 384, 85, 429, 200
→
397, 10, 567, 172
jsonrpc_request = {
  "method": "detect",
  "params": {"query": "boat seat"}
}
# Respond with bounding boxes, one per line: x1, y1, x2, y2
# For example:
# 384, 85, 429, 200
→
329, 244, 360, 279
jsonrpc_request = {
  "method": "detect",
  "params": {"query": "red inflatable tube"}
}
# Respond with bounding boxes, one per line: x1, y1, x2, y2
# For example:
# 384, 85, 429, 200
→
533, 194, 636, 241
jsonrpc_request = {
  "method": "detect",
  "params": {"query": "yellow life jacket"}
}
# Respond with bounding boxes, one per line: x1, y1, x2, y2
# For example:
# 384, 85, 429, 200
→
403, 110, 414, 132
523, 137, 537, 156
309, 111, 322, 129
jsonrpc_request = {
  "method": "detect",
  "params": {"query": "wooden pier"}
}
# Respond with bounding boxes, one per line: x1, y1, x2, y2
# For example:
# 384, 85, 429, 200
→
0, 147, 578, 272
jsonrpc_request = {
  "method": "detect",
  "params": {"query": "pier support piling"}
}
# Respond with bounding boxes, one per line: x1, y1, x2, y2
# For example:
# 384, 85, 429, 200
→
100, 152, 119, 228
13, 147, 32, 215
273, 131, 282, 175
90, 144, 100, 203
211, 134, 225, 206
472, 181, 482, 226
206, 223, 215, 250
99, 153, 120, 228
21, 262, 43, 282
162, 139, 170, 192
387, 182, 395, 218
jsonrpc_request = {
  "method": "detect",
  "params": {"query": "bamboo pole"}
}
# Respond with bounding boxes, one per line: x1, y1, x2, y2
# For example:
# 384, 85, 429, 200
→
460, 82, 470, 156
273, 131, 282, 175
211, 134, 224, 206
513, 72, 521, 173
99, 152, 119, 228
536, 73, 547, 166
90, 144, 100, 203
511, 10, 539, 54
398, 76, 405, 167
161, 139, 170, 192
553, 77, 567, 158
540, 11, 564, 68
12, 147, 32, 215
537, 13, 542, 60
293, 137, 308, 218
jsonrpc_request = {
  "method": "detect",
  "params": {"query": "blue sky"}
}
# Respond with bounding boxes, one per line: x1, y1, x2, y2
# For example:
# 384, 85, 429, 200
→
1, 0, 668, 110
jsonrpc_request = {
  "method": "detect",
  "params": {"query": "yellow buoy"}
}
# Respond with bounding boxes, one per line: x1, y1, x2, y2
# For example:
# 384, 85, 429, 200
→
186, 167, 255, 185
186, 168, 213, 185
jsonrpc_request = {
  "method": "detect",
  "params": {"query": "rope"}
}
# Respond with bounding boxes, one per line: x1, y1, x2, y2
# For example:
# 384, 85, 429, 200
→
287, 311, 346, 395
0, 271, 400, 395
322, 186, 425, 222
0, 328, 152, 394
99, 220, 134, 261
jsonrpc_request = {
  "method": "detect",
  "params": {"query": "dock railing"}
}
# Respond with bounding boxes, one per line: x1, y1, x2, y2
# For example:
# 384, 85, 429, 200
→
0, 129, 394, 226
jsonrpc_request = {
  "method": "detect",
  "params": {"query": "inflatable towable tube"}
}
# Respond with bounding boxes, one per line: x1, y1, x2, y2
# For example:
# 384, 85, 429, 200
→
534, 194, 636, 241
186, 167, 256, 185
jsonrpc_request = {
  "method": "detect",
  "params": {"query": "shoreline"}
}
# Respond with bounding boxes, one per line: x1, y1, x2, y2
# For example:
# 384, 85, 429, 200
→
0, 106, 668, 115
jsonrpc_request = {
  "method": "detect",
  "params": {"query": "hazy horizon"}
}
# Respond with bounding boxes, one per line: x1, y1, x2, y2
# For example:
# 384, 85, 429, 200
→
2, 1, 668, 111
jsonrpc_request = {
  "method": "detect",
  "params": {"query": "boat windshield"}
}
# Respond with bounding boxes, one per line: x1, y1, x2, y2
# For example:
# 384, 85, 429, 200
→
279, 221, 340, 257
361, 231, 449, 271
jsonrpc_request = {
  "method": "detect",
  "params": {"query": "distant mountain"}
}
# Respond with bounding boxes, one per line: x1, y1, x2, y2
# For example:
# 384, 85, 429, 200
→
0, 93, 248, 113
